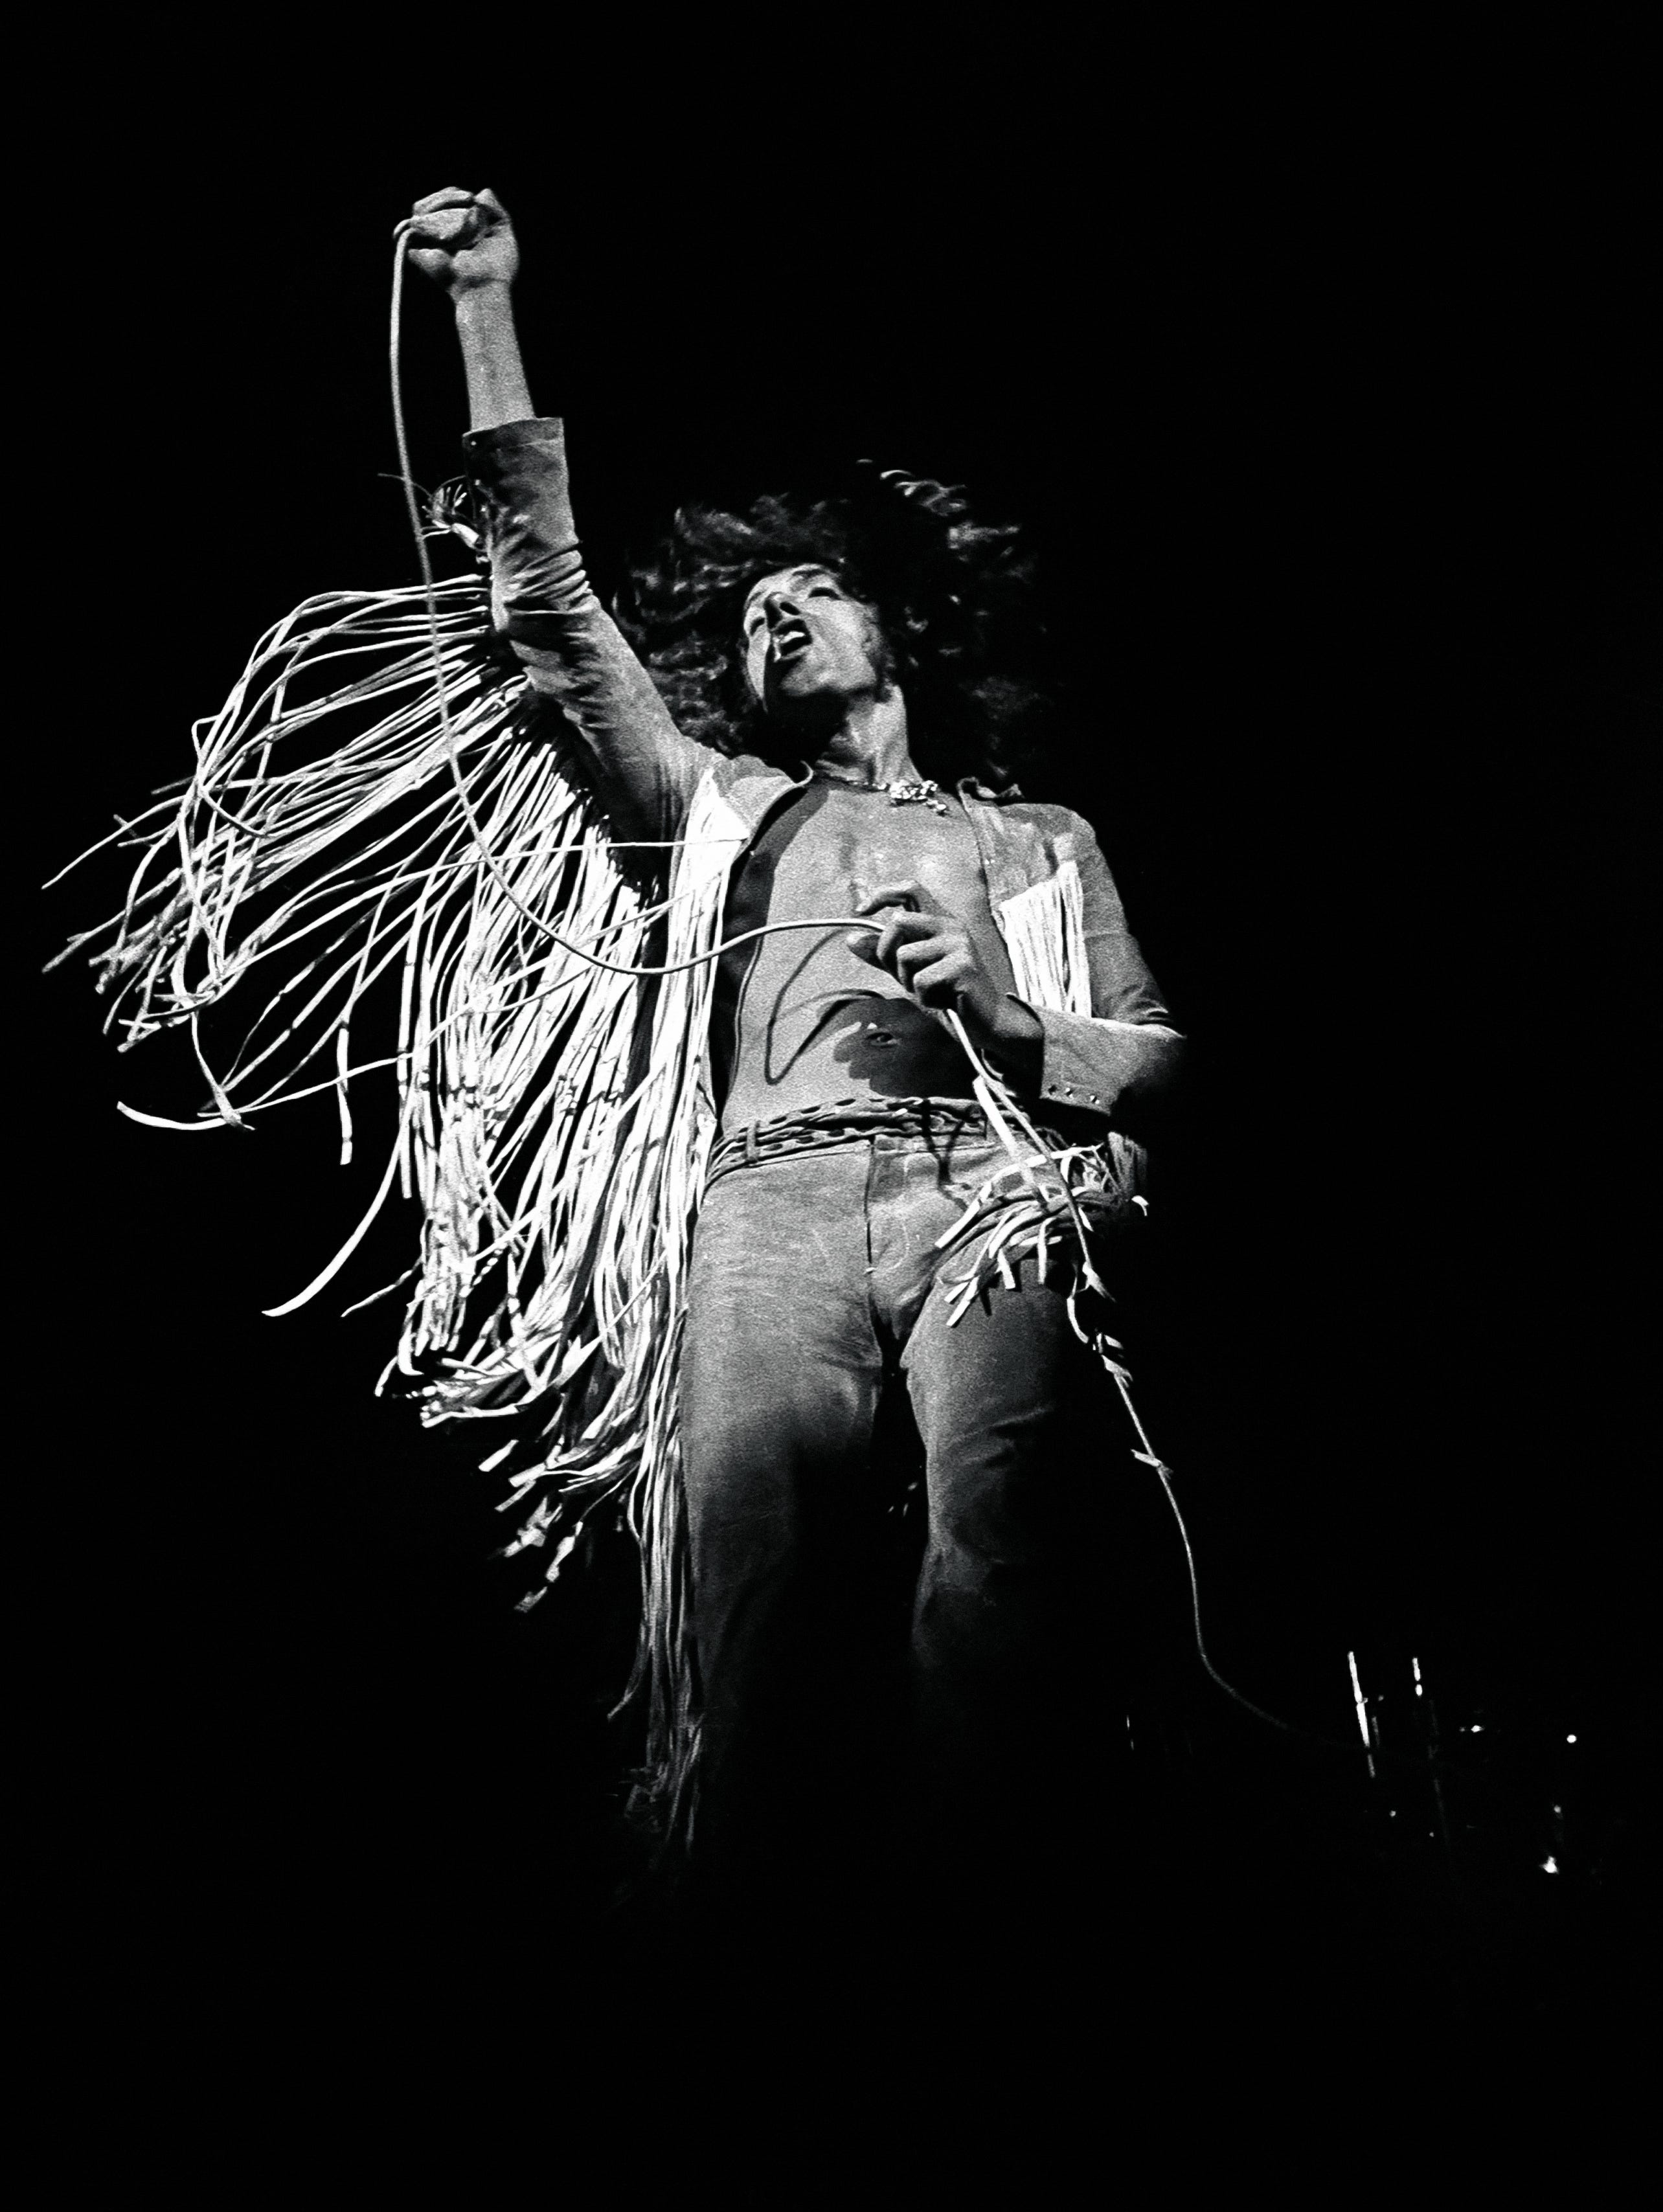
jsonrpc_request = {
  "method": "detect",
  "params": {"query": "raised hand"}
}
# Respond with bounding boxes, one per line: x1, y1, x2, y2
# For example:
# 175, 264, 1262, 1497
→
404, 186, 519, 297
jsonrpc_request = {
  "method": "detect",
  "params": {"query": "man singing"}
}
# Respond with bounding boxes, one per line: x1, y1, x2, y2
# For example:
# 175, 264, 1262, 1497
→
403, 183, 1185, 1916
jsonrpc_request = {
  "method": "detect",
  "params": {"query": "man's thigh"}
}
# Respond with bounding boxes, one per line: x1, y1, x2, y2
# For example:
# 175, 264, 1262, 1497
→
902, 1256, 1096, 1581
678, 1146, 897, 1857
679, 1146, 886, 1667
900, 1255, 1117, 1871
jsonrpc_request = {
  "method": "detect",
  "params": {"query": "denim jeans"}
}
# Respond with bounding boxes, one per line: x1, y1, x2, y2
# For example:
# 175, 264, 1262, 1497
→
679, 1112, 1114, 1897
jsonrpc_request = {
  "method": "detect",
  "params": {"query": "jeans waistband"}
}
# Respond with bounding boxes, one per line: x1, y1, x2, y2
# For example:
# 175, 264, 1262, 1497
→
705, 1096, 990, 1190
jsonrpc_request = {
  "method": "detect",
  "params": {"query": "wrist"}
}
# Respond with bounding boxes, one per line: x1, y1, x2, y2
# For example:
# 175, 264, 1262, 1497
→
452, 278, 516, 322
985, 993, 1042, 1048
968, 993, 1042, 1091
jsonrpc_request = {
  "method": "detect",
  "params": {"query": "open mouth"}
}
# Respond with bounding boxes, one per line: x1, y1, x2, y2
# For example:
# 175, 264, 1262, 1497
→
770, 622, 811, 663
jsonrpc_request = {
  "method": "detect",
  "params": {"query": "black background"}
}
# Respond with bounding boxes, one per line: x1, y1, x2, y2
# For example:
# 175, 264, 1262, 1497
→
29, 60, 1657, 2062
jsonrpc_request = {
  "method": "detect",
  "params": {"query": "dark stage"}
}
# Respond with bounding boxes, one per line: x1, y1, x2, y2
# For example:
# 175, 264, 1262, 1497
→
30, 104, 1657, 2084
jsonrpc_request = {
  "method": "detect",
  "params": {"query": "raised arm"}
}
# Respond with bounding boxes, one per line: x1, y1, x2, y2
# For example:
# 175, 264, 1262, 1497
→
407, 189, 709, 839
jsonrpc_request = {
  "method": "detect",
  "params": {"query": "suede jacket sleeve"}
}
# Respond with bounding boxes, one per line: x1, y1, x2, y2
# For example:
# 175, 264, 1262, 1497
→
1026, 817, 1185, 1134
462, 418, 708, 841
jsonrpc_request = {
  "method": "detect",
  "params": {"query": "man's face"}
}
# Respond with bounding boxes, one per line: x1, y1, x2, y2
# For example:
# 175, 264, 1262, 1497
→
740, 565, 891, 722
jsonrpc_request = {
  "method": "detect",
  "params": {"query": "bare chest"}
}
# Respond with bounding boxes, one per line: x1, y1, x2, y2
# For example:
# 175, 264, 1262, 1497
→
713, 785, 1014, 1118
756, 785, 993, 922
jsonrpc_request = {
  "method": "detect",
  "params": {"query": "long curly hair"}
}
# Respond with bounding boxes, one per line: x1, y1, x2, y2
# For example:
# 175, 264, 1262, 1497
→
613, 465, 1050, 791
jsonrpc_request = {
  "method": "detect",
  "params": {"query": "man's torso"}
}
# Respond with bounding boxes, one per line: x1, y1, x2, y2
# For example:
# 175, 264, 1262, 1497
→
710, 780, 1019, 1129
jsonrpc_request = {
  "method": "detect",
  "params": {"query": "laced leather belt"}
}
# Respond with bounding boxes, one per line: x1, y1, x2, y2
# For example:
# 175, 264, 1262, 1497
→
703, 1095, 993, 1190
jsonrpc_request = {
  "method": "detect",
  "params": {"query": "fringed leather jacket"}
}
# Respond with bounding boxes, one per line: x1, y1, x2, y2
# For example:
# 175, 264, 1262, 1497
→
75, 417, 1184, 1826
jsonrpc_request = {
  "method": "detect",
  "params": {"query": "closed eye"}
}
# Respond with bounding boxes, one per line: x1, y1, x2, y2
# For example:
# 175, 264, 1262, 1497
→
741, 576, 843, 635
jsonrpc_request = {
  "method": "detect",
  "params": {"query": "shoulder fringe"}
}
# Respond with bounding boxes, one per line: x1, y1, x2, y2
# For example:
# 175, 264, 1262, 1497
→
999, 859, 1094, 1017
61, 570, 737, 1829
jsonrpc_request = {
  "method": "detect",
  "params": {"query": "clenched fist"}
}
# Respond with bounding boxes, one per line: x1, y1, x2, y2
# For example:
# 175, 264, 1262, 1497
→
403, 186, 519, 296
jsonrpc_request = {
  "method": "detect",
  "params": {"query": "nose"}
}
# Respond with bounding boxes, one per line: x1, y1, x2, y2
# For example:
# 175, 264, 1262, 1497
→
761, 589, 803, 629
